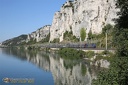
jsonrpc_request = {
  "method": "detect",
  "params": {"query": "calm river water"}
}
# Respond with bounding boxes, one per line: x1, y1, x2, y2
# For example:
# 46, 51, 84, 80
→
0, 48, 100, 85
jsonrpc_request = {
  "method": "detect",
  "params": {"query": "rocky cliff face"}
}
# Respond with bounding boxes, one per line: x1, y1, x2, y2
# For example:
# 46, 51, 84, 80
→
26, 25, 51, 42
50, 0, 118, 42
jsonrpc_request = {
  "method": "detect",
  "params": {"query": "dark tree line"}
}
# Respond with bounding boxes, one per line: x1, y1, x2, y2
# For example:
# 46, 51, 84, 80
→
92, 0, 128, 85
114, 0, 128, 57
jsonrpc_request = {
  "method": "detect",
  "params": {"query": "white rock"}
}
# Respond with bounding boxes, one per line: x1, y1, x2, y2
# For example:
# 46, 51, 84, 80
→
95, 59, 110, 68
26, 25, 51, 42
50, 0, 118, 42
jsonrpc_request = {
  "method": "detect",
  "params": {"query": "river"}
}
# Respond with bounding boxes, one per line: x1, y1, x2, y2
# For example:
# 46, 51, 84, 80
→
0, 48, 100, 85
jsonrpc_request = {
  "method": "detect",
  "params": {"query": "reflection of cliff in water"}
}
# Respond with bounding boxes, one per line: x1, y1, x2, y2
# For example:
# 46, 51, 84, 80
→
2, 48, 50, 71
49, 55, 91, 85
2, 48, 100, 85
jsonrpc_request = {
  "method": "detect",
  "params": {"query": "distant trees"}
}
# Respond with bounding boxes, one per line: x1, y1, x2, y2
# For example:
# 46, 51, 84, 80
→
2, 35, 28, 46
88, 30, 92, 39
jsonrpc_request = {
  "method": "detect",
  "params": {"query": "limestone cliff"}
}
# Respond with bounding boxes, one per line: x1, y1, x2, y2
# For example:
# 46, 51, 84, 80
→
26, 25, 51, 42
50, 0, 118, 42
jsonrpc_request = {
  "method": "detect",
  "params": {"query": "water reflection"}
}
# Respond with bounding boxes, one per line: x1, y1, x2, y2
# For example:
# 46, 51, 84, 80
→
2, 48, 100, 85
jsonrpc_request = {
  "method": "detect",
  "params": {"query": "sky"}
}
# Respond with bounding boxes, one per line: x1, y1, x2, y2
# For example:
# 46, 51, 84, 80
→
0, 0, 66, 42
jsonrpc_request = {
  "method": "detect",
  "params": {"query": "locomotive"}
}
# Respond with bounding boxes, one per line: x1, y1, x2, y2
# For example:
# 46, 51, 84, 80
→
84, 43, 96, 48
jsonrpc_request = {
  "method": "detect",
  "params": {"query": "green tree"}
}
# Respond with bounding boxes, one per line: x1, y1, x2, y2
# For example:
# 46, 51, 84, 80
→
102, 24, 113, 35
80, 28, 86, 41
88, 30, 92, 39
113, 0, 128, 57
92, 57, 128, 85
92, 0, 128, 85
115, 0, 128, 29
113, 1, 128, 84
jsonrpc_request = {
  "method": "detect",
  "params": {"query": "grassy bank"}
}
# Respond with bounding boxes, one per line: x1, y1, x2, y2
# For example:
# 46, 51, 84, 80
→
58, 48, 114, 61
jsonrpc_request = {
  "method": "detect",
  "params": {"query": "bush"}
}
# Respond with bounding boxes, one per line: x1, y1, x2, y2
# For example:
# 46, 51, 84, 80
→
40, 33, 50, 43
81, 64, 87, 76
85, 51, 95, 58
27, 39, 36, 45
87, 24, 114, 48
92, 57, 128, 85
63, 31, 79, 42
58, 48, 85, 60
51, 38, 60, 43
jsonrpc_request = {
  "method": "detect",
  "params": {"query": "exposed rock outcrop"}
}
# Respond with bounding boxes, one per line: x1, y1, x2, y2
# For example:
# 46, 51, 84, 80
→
95, 59, 110, 68
50, 0, 118, 42
26, 25, 51, 42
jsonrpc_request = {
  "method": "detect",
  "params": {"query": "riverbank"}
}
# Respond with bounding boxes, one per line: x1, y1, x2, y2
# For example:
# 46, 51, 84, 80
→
7, 46, 114, 69
58, 48, 114, 68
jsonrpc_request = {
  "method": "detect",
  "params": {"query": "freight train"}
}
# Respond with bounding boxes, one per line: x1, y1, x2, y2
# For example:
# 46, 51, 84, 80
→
65, 43, 96, 48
